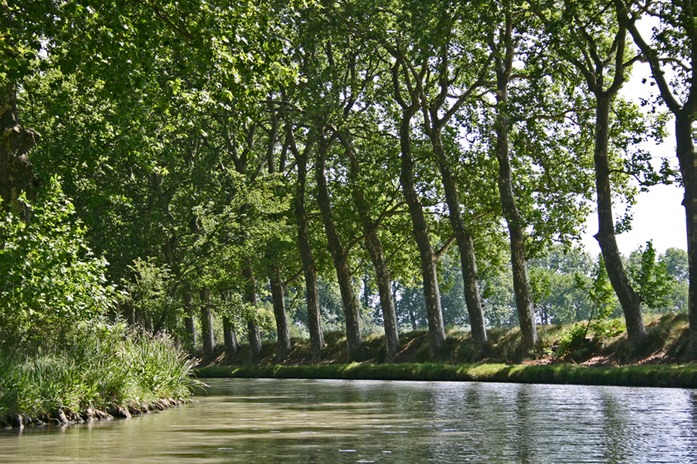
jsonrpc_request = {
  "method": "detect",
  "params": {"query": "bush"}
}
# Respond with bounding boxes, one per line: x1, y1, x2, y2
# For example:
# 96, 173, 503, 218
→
0, 178, 114, 347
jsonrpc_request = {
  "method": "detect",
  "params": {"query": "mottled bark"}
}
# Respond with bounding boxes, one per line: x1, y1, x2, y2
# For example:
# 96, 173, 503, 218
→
620, 2, 696, 356
0, 82, 38, 210
493, 10, 538, 353
428, 129, 488, 357
593, 95, 646, 343
243, 263, 263, 359
398, 110, 446, 356
342, 140, 400, 360
199, 288, 215, 359
315, 137, 363, 361
676, 113, 697, 357
270, 264, 291, 358
289, 130, 324, 362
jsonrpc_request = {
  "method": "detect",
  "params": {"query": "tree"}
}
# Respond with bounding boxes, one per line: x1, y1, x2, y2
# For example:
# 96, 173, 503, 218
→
627, 241, 673, 311
531, 0, 657, 345
382, 6, 450, 357
659, 247, 689, 312
0, 1, 48, 208
412, 0, 492, 357
339, 133, 402, 360
488, 0, 538, 352
615, 0, 697, 356
287, 127, 325, 361
529, 245, 595, 324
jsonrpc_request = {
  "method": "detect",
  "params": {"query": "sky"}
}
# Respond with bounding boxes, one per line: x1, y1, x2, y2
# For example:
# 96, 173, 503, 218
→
580, 59, 687, 256
582, 182, 686, 256
582, 19, 692, 257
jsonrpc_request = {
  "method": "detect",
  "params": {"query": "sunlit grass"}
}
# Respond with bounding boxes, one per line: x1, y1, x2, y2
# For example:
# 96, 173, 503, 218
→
197, 362, 697, 388
198, 312, 697, 388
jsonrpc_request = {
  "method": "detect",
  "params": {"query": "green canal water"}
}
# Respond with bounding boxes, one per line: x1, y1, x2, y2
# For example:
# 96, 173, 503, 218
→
1, 378, 695, 463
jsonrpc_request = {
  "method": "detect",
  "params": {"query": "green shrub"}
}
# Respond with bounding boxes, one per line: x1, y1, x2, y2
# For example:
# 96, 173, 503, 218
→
0, 178, 114, 347
555, 323, 591, 359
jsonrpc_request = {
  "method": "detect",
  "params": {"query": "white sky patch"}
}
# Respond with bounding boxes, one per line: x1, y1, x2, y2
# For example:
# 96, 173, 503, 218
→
581, 43, 687, 255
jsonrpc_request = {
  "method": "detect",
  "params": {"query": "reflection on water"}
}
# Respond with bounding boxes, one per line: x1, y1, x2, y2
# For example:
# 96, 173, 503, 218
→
0, 378, 695, 463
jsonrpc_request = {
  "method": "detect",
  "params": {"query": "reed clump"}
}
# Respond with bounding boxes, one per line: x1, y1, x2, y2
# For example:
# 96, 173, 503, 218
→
0, 322, 197, 428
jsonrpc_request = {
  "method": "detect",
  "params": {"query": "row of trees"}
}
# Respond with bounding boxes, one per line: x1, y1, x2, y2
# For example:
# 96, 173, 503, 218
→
308, 243, 687, 332
1, 0, 695, 360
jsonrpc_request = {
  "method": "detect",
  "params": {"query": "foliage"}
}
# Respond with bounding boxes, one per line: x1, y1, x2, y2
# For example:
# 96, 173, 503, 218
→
6, 0, 687, 360
0, 179, 114, 346
627, 241, 673, 310
555, 257, 624, 359
119, 257, 174, 331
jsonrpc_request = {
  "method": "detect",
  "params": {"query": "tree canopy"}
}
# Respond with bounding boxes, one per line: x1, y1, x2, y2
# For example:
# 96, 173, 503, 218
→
2, 0, 691, 360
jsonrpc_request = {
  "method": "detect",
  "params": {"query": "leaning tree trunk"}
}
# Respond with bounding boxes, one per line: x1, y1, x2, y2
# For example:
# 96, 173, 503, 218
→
342, 140, 400, 360
398, 110, 446, 356
290, 129, 324, 362
429, 129, 488, 358
315, 137, 363, 361
494, 20, 538, 353
593, 95, 646, 344
243, 263, 263, 359
270, 263, 291, 358
199, 288, 215, 359
0, 82, 38, 210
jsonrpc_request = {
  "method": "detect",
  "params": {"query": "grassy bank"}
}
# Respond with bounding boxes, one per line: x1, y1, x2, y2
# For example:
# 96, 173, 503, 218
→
0, 323, 197, 429
196, 362, 697, 388
196, 313, 697, 388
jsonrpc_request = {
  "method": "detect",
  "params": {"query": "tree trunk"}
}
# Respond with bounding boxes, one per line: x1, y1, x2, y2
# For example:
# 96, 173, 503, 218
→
266, 119, 291, 359
243, 263, 263, 359
593, 95, 647, 344
199, 288, 215, 359
222, 316, 239, 357
494, 18, 538, 353
675, 113, 697, 357
315, 137, 363, 361
409, 308, 418, 332
621, 1, 697, 357
270, 264, 291, 358
184, 314, 197, 349
398, 110, 446, 356
0, 82, 38, 210
342, 140, 401, 360
290, 130, 324, 362
429, 129, 488, 357
364, 231, 400, 360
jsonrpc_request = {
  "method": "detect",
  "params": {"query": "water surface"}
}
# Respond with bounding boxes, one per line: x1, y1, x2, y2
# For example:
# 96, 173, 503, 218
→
1, 378, 695, 463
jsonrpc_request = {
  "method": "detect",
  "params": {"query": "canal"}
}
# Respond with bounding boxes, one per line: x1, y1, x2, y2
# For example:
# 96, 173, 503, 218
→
1, 378, 695, 463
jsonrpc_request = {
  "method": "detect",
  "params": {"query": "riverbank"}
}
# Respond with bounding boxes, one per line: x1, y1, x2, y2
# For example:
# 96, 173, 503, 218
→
196, 362, 697, 388
196, 313, 697, 388
0, 323, 197, 429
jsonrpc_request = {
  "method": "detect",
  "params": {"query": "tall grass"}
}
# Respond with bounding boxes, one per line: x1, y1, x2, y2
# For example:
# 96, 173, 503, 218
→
0, 322, 196, 424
